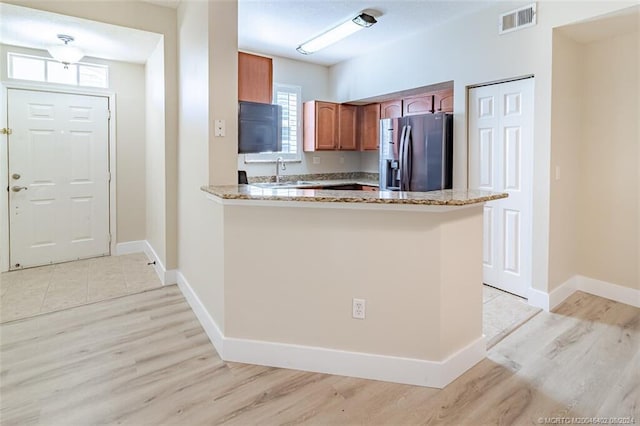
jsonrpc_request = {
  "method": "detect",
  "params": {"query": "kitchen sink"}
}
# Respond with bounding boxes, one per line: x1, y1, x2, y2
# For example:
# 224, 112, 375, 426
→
250, 181, 317, 189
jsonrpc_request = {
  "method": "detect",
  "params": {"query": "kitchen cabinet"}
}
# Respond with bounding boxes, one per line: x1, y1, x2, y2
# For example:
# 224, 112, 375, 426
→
359, 103, 380, 151
380, 100, 402, 119
304, 101, 338, 151
338, 104, 358, 150
433, 89, 454, 113
304, 102, 360, 151
403, 94, 434, 116
238, 52, 272, 104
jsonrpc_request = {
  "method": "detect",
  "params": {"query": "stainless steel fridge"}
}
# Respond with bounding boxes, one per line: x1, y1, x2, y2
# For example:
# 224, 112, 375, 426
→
379, 112, 453, 191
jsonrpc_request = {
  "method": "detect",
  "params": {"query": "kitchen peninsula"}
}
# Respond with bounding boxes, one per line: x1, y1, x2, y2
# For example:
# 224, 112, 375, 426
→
198, 185, 507, 388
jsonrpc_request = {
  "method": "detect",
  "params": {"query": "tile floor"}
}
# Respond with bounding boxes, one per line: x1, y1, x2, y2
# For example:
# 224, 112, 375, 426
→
1, 256, 539, 348
0, 253, 162, 324
482, 284, 541, 348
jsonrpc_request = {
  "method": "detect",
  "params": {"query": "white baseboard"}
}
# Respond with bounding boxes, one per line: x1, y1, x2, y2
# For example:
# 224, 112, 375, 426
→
176, 271, 225, 354
529, 275, 639, 311
578, 276, 640, 308
114, 240, 147, 256
224, 336, 485, 389
114, 240, 177, 285
175, 271, 485, 389
142, 241, 177, 286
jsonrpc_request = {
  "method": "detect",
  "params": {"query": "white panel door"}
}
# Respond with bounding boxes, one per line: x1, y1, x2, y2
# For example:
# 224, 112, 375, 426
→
468, 78, 534, 297
8, 89, 110, 270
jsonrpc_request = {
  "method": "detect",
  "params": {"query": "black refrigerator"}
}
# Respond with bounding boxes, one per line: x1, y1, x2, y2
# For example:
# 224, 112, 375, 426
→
379, 112, 453, 191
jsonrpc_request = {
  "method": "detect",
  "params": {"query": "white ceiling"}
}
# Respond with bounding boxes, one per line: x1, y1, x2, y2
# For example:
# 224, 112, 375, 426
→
238, 0, 494, 66
1, 1, 495, 67
0, 3, 162, 64
3, 1, 636, 69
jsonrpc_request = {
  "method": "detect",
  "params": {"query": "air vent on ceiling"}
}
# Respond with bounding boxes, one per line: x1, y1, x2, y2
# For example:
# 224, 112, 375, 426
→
499, 3, 537, 35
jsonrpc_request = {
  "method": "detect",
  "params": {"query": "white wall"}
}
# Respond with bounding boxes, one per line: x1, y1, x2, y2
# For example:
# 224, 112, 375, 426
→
549, 14, 638, 293
0, 44, 147, 244
176, 0, 239, 329
360, 152, 379, 174
577, 31, 638, 290
329, 1, 638, 293
548, 32, 583, 290
145, 40, 166, 265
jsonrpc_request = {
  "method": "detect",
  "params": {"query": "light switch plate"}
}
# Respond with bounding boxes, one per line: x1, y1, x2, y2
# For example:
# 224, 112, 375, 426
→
214, 119, 225, 137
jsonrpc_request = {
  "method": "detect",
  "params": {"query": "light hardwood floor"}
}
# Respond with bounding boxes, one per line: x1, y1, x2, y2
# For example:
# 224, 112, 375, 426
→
1, 284, 637, 425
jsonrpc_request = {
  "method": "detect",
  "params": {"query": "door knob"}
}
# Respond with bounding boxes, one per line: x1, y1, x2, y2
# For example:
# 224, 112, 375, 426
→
11, 186, 28, 192
11, 173, 21, 180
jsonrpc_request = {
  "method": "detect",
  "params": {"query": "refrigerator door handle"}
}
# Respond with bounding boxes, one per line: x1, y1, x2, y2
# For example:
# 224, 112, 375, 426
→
402, 125, 412, 191
398, 125, 407, 189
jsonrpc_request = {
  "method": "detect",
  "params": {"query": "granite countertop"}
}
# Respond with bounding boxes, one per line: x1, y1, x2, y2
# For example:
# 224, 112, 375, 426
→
201, 184, 508, 206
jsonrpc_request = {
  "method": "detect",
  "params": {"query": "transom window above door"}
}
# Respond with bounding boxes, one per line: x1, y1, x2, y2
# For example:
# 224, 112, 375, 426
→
7, 52, 109, 89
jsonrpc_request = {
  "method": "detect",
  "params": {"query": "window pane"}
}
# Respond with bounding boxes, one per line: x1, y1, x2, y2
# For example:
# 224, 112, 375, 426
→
79, 64, 108, 88
274, 87, 300, 155
9, 55, 45, 81
47, 62, 77, 85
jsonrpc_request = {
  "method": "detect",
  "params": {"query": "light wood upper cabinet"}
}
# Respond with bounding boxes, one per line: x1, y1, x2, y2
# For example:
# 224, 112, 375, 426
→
403, 94, 434, 116
433, 89, 454, 113
380, 100, 402, 119
304, 101, 361, 151
338, 104, 358, 150
304, 101, 338, 151
238, 52, 273, 104
360, 103, 380, 151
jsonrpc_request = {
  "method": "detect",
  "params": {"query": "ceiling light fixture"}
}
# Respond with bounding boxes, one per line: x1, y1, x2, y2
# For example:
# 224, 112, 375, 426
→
47, 34, 84, 69
296, 12, 378, 55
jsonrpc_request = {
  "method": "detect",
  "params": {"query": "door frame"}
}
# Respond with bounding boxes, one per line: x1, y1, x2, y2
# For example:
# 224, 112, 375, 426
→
465, 75, 535, 297
0, 82, 117, 272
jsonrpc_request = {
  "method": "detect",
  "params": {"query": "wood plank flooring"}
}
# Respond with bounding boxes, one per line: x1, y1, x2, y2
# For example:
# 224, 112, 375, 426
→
0, 285, 638, 425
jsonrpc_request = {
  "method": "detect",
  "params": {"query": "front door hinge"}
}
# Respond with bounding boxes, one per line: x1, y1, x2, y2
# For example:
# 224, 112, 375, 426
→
108, 171, 111, 182
108, 110, 111, 120
1, 128, 12, 135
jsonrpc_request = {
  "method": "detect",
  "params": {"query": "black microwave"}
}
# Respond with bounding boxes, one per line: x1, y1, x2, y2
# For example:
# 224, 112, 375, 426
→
238, 101, 282, 154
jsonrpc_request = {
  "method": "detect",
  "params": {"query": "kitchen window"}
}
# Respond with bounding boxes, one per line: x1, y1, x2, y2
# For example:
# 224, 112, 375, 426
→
7, 52, 109, 88
244, 83, 302, 162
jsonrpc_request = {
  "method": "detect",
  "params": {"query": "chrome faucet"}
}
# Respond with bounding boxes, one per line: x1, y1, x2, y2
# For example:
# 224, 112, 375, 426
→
275, 156, 286, 183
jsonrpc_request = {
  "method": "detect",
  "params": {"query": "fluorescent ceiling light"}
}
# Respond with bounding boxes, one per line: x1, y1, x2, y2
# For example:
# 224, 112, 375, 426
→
297, 12, 377, 55
48, 34, 84, 68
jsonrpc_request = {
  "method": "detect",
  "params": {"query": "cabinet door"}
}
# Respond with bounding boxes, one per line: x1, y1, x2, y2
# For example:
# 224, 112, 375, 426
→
380, 100, 402, 119
403, 94, 434, 115
316, 102, 338, 150
360, 103, 380, 151
434, 89, 454, 113
338, 104, 358, 150
238, 52, 273, 104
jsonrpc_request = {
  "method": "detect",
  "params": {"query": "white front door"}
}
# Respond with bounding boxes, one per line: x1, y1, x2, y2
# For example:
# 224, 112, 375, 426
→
468, 78, 534, 297
8, 89, 110, 270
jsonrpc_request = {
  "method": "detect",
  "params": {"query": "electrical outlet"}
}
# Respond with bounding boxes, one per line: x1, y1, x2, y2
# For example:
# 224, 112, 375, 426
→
339, 156, 345, 164
352, 298, 366, 319
312, 156, 321, 165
